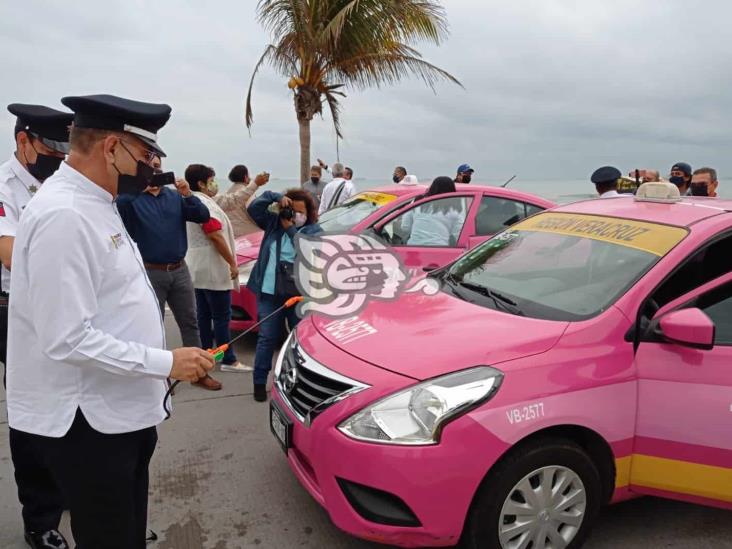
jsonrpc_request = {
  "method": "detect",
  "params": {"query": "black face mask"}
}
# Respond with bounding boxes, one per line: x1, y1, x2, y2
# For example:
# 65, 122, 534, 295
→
24, 142, 63, 182
461, 174, 472, 184
392, 175, 401, 183
669, 176, 686, 188
690, 183, 709, 197
114, 142, 155, 196
115, 160, 155, 196
310, 176, 320, 185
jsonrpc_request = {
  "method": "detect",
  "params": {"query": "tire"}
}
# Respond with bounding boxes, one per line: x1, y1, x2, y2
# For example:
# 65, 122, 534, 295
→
461, 438, 603, 549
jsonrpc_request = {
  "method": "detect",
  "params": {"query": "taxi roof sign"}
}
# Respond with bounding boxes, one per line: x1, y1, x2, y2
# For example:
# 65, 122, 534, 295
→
635, 181, 682, 203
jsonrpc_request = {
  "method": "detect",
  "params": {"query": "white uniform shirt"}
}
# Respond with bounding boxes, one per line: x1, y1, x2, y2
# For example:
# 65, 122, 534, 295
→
599, 190, 620, 198
6, 162, 173, 437
319, 177, 356, 214
0, 155, 41, 293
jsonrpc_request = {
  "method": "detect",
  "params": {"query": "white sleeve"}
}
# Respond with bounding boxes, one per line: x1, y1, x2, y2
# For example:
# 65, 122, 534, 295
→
25, 208, 172, 378
318, 184, 331, 215
343, 182, 357, 202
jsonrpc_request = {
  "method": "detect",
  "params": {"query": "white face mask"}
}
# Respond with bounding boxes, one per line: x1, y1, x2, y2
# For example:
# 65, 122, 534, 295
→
294, 212, 307, 228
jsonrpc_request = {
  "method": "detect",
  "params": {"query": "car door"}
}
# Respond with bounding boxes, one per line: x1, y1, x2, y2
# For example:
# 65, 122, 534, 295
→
631, 272, 732, 508
374, 193, 476, 271
466, 195, 546, 249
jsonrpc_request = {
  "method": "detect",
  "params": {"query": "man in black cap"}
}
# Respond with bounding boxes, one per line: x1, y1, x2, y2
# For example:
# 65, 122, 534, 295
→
0, 104, 72, 548
6, 94, 215, 548
669, 162, 693, 195
591, 166, 621, 198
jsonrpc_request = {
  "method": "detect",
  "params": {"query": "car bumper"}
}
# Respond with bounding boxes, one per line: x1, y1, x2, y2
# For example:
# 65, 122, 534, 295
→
271, 325, 509, 547
230, 285, 258, 332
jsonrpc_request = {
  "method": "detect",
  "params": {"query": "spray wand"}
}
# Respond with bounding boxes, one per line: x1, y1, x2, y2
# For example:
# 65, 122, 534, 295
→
163, 296, 304, 418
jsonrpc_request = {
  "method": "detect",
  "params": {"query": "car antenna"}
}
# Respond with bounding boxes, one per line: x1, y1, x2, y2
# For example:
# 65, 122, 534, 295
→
501, 175, 517, 188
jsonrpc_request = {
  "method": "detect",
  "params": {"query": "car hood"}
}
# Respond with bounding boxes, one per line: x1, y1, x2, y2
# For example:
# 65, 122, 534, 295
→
310, 289, 568, 380
235, 231, 264, 262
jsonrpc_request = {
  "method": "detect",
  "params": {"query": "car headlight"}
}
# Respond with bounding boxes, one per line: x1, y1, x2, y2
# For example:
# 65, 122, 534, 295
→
238, 260, 255, 287
338, 366, 503, 445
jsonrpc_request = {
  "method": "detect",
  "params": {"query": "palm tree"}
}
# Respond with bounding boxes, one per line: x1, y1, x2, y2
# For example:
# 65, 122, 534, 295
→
246, 0, 462, 184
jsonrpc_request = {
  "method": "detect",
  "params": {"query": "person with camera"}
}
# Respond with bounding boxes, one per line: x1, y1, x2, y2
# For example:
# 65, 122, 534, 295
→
246, 189, 321, 402
185, 164, 247, 381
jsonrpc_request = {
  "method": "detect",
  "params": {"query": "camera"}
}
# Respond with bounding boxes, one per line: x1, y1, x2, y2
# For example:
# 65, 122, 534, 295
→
150, 171, 175, 187
279, 206, 294, 220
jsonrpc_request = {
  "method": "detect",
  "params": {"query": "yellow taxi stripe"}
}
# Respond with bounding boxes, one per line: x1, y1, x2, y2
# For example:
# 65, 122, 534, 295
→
512, 213, 688, 256
615, 456, 632, 488
625, 455, 732, 502
350, 191, 397, 206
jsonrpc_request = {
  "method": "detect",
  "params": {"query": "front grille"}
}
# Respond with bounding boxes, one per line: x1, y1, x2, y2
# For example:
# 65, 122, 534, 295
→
277, 336, 368, 425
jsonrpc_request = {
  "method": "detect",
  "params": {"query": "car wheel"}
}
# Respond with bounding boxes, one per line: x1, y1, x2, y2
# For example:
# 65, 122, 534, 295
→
461, 438, 603, 549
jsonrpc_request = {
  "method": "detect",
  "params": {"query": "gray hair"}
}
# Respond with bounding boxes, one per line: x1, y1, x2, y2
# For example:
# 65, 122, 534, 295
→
331, 162, 345, 177
693, 167, 718, 181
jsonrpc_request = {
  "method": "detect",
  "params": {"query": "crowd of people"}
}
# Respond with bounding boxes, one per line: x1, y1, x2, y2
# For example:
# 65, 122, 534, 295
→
0, 93, 725, 549
0, 96, 334, 549
590, 162, 721, 198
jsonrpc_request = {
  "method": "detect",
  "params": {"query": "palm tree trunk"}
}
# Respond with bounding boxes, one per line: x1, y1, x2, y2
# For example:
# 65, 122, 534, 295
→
298, 116, 310, 186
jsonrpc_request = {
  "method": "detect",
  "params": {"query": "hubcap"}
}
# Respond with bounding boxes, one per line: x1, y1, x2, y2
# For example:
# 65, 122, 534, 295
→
498, 465, 586, 549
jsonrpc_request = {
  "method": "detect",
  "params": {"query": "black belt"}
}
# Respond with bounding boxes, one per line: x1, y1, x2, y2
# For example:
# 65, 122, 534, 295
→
145, 261, 183, 272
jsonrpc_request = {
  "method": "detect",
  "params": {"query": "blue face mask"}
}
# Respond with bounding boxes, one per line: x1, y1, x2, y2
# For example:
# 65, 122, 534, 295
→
669, 176, 686, 188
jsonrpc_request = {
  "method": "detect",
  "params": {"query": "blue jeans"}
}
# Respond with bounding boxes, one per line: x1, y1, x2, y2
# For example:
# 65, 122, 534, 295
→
195, 289, 237, 364
253, 293, 301, 385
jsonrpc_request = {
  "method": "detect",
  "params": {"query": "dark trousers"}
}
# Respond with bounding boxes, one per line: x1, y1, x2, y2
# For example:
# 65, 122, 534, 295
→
15, 410, 158, 549
1, 294, 7, 385
3, 294, 66, 534
253, 293, 301, 385
195, 288, 237, 364
146, 263, 201, 348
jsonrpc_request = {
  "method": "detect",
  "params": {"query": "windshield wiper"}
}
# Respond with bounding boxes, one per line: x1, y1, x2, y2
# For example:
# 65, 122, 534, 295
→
455, 281, 524, 316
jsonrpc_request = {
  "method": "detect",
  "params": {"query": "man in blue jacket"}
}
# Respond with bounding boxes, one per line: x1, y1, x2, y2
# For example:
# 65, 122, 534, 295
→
117, 158, 222, 390
247, 189, 321, 401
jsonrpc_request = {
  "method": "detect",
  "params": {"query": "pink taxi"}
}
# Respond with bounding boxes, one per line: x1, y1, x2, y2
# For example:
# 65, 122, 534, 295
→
231, 184, 554, 331
270, 184, 732, 548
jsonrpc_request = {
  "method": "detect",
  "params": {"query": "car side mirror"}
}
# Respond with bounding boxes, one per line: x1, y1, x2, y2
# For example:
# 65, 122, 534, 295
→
658, 308, 715, 350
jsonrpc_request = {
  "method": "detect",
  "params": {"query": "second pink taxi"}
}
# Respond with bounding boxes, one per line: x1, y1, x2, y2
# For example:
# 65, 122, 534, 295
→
270, 183, 732, 548
231, 183, 555, 331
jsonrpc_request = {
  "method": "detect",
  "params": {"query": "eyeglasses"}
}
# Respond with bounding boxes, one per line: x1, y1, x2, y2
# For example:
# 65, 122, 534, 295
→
120, 140, 156, 165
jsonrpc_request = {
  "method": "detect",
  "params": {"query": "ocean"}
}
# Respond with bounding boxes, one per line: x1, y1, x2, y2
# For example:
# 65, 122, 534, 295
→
225, 177, 731, 204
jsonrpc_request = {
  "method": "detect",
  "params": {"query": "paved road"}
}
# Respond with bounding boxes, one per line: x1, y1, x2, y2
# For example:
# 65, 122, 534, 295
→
1, 316, 731, 548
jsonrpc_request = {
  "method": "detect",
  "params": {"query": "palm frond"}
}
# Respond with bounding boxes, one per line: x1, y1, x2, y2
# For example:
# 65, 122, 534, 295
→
323, 88, 344, 139
245, 44, 299, 130
330, 50, 462, 92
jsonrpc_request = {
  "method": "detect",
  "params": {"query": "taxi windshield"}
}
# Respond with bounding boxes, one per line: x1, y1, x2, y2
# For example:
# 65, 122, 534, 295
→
444, 212, 689, 321
318, 192, 398, 232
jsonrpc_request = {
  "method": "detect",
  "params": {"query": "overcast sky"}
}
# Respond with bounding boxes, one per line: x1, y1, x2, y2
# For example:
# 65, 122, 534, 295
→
2, 1, 731, 183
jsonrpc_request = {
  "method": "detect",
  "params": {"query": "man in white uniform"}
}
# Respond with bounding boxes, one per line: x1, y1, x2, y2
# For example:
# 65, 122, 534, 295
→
0, 104, 73, 549
6, 94, 215, 548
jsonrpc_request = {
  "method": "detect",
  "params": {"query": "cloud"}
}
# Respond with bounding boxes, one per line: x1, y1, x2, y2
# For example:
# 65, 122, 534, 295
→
2, 0, 731, 183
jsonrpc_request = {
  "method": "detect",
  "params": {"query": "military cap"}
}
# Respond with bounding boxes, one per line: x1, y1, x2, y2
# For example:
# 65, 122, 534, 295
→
591, 166, 622, 185
7, 103, 73, 154
61, 94, 171, 157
